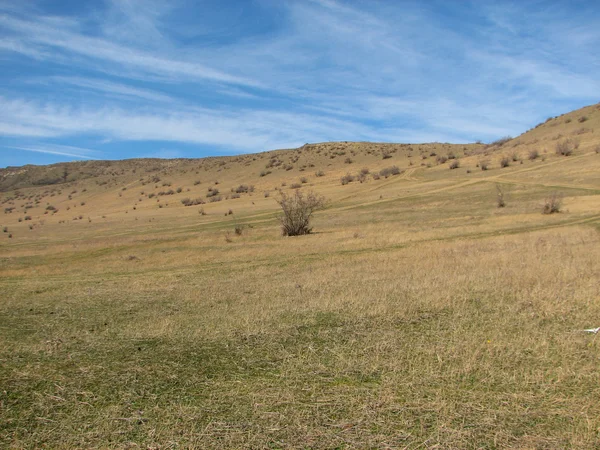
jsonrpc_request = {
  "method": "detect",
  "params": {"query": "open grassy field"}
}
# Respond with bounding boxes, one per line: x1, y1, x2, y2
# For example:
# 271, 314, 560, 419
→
1, 103, 600, 448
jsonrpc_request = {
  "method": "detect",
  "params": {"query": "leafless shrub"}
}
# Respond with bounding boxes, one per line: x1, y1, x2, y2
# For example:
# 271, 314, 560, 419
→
379, 166, 402, 178
315, 170, 325, 177
480, 159, 490, 170
542, 192, 563, 214
500, 157, 510, 168
449, 160, 460, 169
488, 136, 512, 147
528, 149, 539, 160
340, 174, 355, 185
556, 138, 578, 156
496, 185, 505, 208
181, 197, 205, 206
276, 190, 325, 236
578, 116, 588, 123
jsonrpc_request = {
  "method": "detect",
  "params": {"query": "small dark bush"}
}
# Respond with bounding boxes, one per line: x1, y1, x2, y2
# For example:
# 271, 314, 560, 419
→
480, 160, 490, 171
496, 185, 505, 208
379, 166, 402, 178
315, 170, 325, 177
556, 138, 578, 156
528, 149, 539, 160
489, 136, 512, 147
340, 174, 355, 185
542, 192, 562, 214
449, 160, 460, 169
235, 184, 254, 194
500, 157, 510, 168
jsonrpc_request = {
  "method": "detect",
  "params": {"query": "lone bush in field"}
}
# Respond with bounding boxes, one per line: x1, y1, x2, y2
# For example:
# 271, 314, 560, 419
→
276, 190, 325, 236
543, 192, 563, 214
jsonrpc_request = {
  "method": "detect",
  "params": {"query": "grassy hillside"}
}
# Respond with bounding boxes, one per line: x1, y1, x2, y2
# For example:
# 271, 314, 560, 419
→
1, 103, 600, 448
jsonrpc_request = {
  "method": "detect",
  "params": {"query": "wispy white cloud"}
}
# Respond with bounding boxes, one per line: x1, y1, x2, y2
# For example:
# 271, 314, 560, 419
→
4, 144, 99, 159
0, 13, 263, 88
1, 0, 599, 165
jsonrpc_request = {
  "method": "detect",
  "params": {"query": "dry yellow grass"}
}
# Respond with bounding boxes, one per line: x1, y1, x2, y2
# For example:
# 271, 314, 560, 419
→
1, 103, 600, 448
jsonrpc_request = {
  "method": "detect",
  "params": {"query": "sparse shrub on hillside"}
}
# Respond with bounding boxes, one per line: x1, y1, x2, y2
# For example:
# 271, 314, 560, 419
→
344, 157, 353, 164
578, 116, 588, 123
235, 184, 254, 194
372, 173, 381, 180
565, 118, 572, 123
341, 174, 355, 185
449, 160, 460, 169
480, 160, 490, 170
181, 197, 205, 206
206, 187, 220, 198
528, 149, 539, 160
276, 190, 325, 236
264, 191, 270, 198
382, 151, 392, 160
194, 180, 201, 185
209, 196, 223, 203
489, 136, 512, 147
500, 157, 510, 168
360, 167, 370, 175
300, 177, 308, 184
379, 166, 402, 178
290, 183, 302, 189
259, 170, 271, 177
543, 192, 563, 214
234, 224, 245, 235
199, 207, 206, 215
315, 170, 325, 177
556, 138, 578, 156
595, 145, 600, 154
496, 185, 505, 208
436, 155, 448, 164
176, 187, 183, 193
511, 152, 519, 162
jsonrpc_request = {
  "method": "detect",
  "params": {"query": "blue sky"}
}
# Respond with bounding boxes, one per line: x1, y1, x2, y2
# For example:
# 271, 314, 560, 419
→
0, 0, 599, 167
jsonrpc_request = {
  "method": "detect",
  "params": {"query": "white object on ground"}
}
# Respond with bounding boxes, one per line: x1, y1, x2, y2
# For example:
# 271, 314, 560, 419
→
583, 327, 600, 334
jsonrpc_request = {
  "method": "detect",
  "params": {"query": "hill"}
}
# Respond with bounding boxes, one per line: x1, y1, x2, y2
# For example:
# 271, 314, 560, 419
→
1, 102, 600, 448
